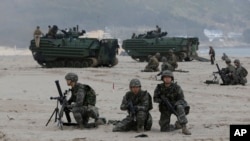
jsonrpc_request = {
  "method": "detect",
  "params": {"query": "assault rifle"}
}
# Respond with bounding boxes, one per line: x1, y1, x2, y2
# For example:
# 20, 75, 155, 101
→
156, 70, 189, 80
160, 95, 181, 121
46, 80, 74, 130
128, 100, 136, 121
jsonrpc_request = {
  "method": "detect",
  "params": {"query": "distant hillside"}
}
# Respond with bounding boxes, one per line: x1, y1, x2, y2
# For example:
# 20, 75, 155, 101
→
0, 0, 249, 47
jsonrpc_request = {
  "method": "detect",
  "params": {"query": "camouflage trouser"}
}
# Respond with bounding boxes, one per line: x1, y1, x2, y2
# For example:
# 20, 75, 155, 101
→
113, 111, 152, 132
159, 105, 187, 131
210, 55, 215, 64
72, 105, 99, 126
222, 75, 234, 85
171, 62, 178, 69
235, 76, 247, 85
144, 65, 159, 72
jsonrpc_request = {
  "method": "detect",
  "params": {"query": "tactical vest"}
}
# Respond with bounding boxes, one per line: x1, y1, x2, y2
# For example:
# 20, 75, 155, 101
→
83, 84, 96, 106
158, 83, 179, 103
73, 83, 96, 106
241, 67, 248, 77
127, 90, 153, 111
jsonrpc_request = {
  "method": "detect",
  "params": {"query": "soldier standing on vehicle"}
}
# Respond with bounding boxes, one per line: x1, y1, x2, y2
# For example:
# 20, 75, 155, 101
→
233, 59, 248, 85
142, 54, 159, 72
156, 25, 161, 33
153, 70, 191, 135
65, 73, 105, 129
33, 26, 44, 47
131, 33, 137, 39
113, 79, 153, 132
209, 46, 215, 65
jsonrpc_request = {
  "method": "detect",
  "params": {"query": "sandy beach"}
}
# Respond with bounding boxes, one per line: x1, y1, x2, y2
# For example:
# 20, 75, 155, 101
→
0, 54, 250, 141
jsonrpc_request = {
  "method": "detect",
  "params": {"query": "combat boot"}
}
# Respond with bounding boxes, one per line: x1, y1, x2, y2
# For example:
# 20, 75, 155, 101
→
175, 121, 182, 129
182, 125, 191, 135
95, 118, 106, 126
137, 126, 144, 133
74, 117, 84, 129
160, 124, 175, 132
77, 123, 84, 129
112, 126, 122, 132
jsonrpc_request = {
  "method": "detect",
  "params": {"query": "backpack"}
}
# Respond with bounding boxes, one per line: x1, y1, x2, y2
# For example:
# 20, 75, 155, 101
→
83, 85, 96, 106
241, 67, 248, 77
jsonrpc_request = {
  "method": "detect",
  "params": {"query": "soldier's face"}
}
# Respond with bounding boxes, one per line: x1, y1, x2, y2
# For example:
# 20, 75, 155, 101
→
163, 76, 172, 85
66, 80, 71, 86
234, 62, 239, 67
131, 86, 140, 95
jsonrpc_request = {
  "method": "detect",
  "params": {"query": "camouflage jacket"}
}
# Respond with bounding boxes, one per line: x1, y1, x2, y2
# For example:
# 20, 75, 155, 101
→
167, 54, 178, 68
235, 65, 248, 78
161, 62, 174, 72
223, 64, 235, 74
120, 90, 152, 112
148, 56, 159, 67
68, 83, 96, 107
154, 82, 188, 110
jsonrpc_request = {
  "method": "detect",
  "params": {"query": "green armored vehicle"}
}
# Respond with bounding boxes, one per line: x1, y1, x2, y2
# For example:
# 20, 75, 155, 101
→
29, 25, 119, 68
122, 30, 199, 62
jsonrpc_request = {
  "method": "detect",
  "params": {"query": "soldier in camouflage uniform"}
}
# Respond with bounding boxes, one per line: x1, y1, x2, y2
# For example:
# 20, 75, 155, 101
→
233, 59, 248, 85
167, 50, 178, 69
153, 70, 191, 135
221, 59, 236, 85
142, 54, 160, 72
113, 79, 153, 132
221, 53, 229, 61
65, 73, 104, 129
209, 46, 215, 65
156, 57, 174, 77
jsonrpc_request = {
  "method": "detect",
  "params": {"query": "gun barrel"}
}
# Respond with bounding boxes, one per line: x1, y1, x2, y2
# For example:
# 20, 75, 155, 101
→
55, 80, 63, 97
215, 63, 225, 84
50, 96, 60, 100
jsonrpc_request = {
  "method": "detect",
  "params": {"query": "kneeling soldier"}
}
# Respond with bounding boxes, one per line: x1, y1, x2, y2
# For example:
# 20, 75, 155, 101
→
154, 70, 191, 135
65, 72, 105, 129
113, 79, 153, 132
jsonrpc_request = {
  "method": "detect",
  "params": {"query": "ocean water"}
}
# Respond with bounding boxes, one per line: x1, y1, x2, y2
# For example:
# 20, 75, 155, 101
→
0, 46, 31, 56
199, 46, 250, 57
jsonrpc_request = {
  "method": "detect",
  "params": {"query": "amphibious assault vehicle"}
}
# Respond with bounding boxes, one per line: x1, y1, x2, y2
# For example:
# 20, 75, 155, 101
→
122, 30, 200, 62
29, 25, 119, 68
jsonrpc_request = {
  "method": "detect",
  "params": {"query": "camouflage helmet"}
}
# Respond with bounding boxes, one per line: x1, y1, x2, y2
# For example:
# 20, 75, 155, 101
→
225, 58, 231, 63
148, 55, 152, 59
155, 52, 161, 58
161, 70, 174, 81
129, 79, 141, 87
161, 57, 167, 62
169, 49, 173, 53
65, 72, 78, 82
234, 59, 240, 64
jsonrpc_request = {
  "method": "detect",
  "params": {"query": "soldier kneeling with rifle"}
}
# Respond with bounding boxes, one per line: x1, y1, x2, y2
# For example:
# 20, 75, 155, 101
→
112, 79, 153, 133
65, 73, 106, 129
154, 70, 191, 135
